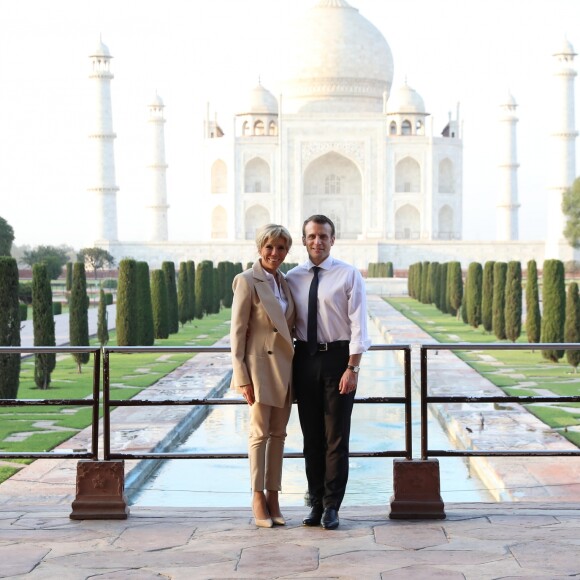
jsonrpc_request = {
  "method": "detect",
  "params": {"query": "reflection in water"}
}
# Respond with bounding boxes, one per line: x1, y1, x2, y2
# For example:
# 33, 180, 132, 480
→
132, 320, 492, 507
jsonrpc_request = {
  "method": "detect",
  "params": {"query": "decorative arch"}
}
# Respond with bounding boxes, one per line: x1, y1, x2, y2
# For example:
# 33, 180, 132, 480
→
395, 157, 421, 193
395, 204, 420, 239
211, 159, 227, 194
269, 121, 277, 136
401, 119, 412, 135
438, 205, 454, 239
244, 157, 271, 193
438, 158, 455, 193
242, 121, 249, 136
303, 151, 362, 239
254, 120, 265, 136
211, 206, 227, 239
389, 121, 397, 135
245, 205, 270, 240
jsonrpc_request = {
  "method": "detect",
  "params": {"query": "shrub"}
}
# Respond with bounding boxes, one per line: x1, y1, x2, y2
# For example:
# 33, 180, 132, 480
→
69, 262, 90, 372
447, 261, 463, 317
101, 278, 118, 289
19, 282, 33, 305
525, 260, 541, 343
492, 262, 507, 340
151, 269, 169, 339
386, 262, 394, 278
195, 260, 214, 318
186, 260, 196, 321
420, 261, 430, 304
0, 257, 21, 398
66, 262, 73, 292
222, 261, 235, 308
136, 262, 154, 346
565, 282, 580, 371
438, 263, 448, 313
19, 303, 28, 321
541, 259, 566, 362
105, 293, 113, 306
429, 262, 440, 307
505, 261, 522, 342
97, 288, 109, 346
466, 262, 483, 328
162, 261, 179, 334
178, 262, 189, 327
481, 261, 495, 333
52, 302, 62, 315
116, 259, 138, 346
32, 263, 56, 389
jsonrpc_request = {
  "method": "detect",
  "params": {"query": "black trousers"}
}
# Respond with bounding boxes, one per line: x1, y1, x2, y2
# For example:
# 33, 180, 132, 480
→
293, 343, 354, 510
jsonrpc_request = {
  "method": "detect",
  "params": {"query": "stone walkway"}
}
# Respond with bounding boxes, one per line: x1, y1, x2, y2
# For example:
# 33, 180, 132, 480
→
2, 503, 580, 578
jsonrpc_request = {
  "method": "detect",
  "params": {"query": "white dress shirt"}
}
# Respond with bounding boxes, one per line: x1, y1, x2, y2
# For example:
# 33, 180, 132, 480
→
286, 255, 371, 355
262, 266, 289, 315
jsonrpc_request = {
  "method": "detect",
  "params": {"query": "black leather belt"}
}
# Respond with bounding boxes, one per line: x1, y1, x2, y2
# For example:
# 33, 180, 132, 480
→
295, 340, 349, 352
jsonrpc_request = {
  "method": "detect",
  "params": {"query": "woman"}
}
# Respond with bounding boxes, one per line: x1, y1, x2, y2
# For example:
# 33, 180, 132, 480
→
230, 224, 295, 528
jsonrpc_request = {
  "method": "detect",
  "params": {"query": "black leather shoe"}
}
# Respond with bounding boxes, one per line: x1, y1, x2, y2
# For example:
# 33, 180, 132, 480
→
302, 506, 323, 526
321, 507, 339, 530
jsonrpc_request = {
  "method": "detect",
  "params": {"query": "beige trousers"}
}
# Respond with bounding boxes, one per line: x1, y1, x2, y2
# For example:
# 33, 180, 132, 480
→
249, 400, 292, 492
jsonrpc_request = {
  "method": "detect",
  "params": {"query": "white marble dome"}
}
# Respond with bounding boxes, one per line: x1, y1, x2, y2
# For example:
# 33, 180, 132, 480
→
554, 38, 576, 57
91, 39, 111, 58
280, 0, 394, 113
387, 82, 426, 114
238, 83, 278, 115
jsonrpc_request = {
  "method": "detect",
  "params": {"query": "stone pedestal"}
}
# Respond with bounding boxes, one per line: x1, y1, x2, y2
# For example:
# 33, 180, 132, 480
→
389, 459, 446, 519
70, 460, 130, 520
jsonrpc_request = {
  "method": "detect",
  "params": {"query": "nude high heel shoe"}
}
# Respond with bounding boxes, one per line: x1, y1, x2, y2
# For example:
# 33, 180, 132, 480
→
271, 515, 286, 526
254, 516, 274, 528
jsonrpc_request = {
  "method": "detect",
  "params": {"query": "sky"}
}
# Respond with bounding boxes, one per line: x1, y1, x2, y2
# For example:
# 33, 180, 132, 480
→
0, 0, 579, 250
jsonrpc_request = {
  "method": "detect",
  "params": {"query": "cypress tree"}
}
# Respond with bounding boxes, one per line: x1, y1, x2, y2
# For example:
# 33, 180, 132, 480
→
32, 263, 56, 389
162, 261, 179, 334
217, 261, 228, 302
466, 262, 483, 329
97, 288, 109, 346
386, 262, 394, 278
186, 260, 196, 321
407, 263, 415, 298
447, 261, 463, 317
116, 259, 138, 346
65, 262, 73, 292
438, 263, 448, 313
481, 261, 495, 333
195, 260, 214, 318
429, 262, 440, 307
69, 262, 89, 372
525, 259, 541, 343
222, 261, 235, 308
212, 267, 221, 313
136, 261, 154, 346
151, 269, 169, 339
565, 282, 580, 371
178, 262, 189, 327
0, 257, 21, 398
461, 274, 469, 324
505, 261, 522, 342
420, 261, 430, 303
492, 262, 507, 340
541, 259, 566, 362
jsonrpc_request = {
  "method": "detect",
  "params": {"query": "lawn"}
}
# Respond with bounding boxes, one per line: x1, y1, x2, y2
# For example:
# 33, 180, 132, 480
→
0, 308, 232, 483
386, 297, 580, 448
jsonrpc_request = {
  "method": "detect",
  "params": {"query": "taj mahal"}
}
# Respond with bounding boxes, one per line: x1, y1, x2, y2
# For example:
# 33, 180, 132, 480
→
92, 0, 578, 269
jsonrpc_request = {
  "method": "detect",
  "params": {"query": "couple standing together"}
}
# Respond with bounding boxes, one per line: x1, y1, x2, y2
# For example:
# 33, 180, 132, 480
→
230, 214, 371, 530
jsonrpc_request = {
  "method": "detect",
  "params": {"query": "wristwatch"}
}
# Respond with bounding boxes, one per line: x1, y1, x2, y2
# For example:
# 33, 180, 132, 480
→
347, 364, 360, 373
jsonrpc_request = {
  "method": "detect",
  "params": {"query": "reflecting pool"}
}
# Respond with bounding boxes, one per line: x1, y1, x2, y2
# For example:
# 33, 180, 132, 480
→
132, 320, 492, 507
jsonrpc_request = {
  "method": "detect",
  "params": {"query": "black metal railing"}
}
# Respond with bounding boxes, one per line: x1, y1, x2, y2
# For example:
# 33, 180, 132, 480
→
0, 346, 101, 459
102, 344, 413, 461
420, 343, 580, 459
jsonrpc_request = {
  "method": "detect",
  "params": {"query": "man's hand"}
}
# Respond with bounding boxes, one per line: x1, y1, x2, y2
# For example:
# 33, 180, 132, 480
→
339, 369, 357, 395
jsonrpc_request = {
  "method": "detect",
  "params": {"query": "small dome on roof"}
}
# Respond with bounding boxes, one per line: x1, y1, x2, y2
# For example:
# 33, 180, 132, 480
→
150, 93, 164, 107
90, 39, 111, 58
501, 91, 517, 108
554, 38, 576, 57
238, 83, 278, 115
387, 82, 426, 114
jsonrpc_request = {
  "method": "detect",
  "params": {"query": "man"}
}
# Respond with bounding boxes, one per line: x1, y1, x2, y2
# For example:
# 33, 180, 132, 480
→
286, 214, 371, 530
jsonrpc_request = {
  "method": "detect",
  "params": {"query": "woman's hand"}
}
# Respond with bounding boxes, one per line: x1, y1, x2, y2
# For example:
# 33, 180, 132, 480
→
241, 384, 256, 406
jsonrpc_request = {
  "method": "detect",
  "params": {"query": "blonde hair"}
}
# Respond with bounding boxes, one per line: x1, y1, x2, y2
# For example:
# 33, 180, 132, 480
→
255, 223, 293, 251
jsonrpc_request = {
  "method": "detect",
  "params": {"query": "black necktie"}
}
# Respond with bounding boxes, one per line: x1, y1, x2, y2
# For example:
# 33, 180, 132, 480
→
307, 266, 320, 355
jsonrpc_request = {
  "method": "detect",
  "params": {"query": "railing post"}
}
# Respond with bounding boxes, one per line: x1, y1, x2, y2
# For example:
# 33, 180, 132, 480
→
390, 345, 445, 519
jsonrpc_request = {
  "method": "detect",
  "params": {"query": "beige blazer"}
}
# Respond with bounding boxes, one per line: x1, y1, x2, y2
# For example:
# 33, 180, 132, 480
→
230, 260, 295, 408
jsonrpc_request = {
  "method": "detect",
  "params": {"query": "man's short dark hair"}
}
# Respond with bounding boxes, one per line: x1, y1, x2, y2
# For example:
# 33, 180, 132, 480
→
302, 214, 335, 237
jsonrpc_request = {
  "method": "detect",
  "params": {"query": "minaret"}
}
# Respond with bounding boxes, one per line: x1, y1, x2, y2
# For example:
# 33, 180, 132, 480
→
146, 94, 169, 242
88, 39, 119, 242
496, 92, 520, 241
546, 39, 578, 258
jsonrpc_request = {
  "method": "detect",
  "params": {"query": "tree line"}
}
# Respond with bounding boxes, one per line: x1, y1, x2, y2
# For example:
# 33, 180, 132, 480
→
407, 259, 580, 370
